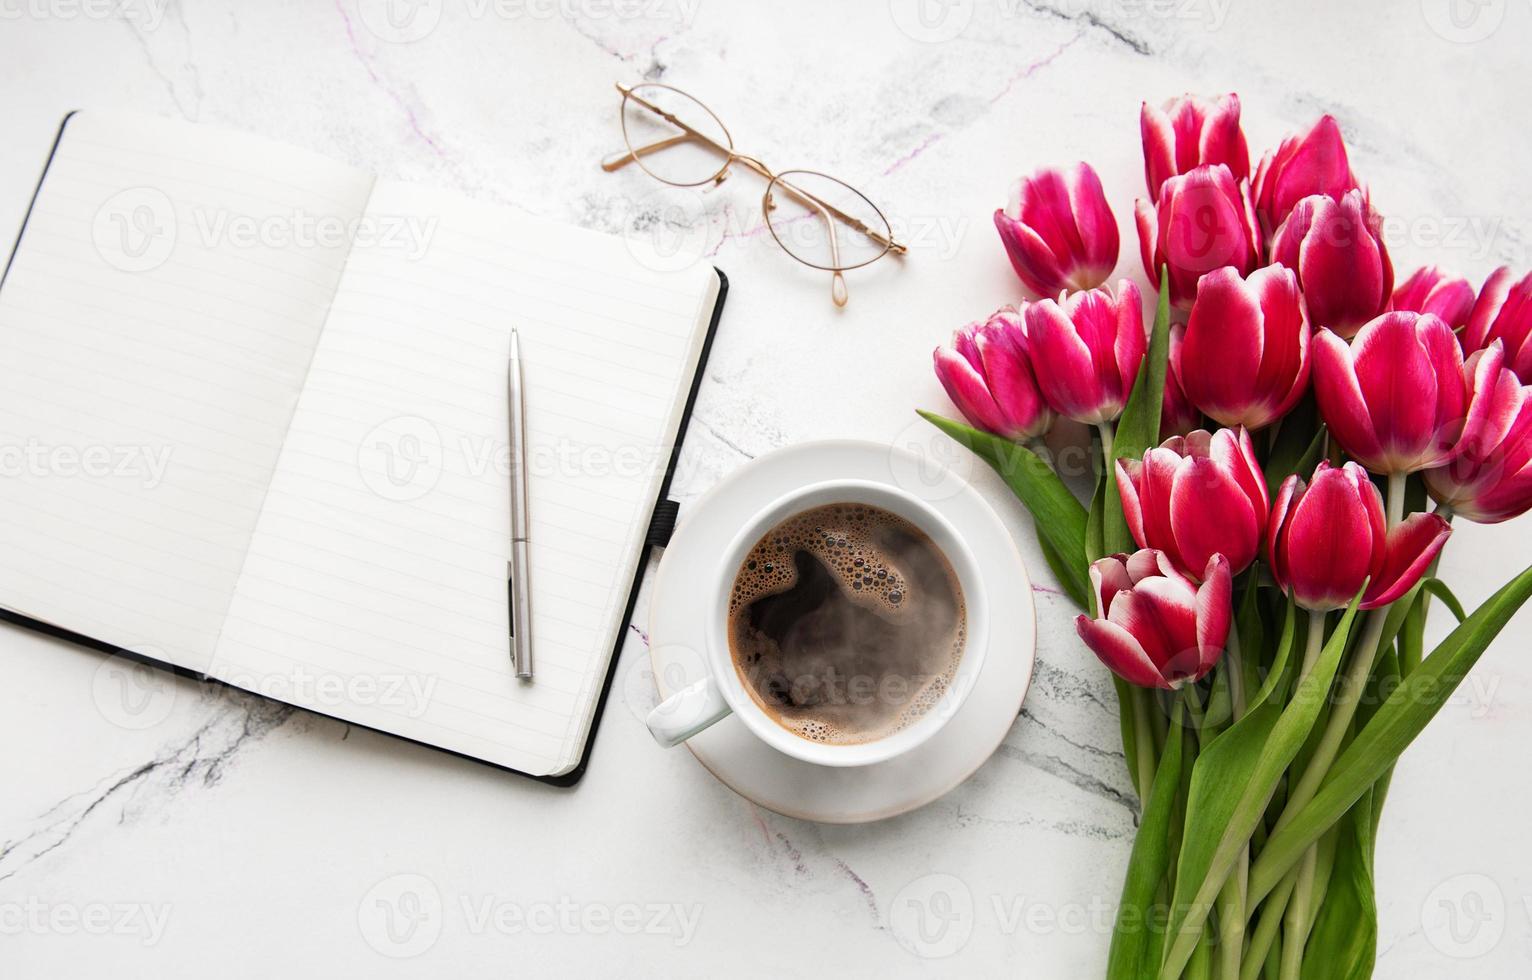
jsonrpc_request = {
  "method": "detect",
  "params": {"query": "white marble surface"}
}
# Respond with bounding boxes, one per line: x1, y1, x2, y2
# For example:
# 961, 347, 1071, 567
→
2, 2, 1531, 976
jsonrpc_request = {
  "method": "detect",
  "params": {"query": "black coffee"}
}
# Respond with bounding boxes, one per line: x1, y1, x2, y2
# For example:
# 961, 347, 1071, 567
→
726, 503, 966, 745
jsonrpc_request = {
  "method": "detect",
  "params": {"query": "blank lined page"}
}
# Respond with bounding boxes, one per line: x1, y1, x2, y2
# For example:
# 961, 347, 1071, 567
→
210, 181, 719, 775
0, 113, 372, 672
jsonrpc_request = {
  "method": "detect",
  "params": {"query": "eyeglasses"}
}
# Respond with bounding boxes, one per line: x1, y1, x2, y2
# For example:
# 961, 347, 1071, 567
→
600, 82, 907, 307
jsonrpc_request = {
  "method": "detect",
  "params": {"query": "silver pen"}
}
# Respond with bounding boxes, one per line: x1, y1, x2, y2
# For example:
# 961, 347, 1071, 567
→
507, 329, 534, 680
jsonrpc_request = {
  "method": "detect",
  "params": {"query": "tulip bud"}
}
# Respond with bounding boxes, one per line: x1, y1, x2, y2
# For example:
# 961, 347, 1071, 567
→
1135, 164, 1262, 309
1268, 461, 1451, 611
1391, 266, 1476, 331
994, 163, 1119, 297
1178, 264, 1311, 429
1425, 344, 1532, 523
1269, 190, 1393, 338
1075, 549, 1232, 690
1313, 311, 1484, 474
1022, 280, 1146, 425
1252, 114, 1359, 231
1160, 329, 1203, 440
1117, 428, 1269, 578
1140, 93, 1251, 199
932, 308, 1055, 442
1461, 267, 1532, 383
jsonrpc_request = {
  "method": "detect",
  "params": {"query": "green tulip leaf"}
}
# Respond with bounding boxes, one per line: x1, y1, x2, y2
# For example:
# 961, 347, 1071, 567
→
1036, 527, 1090, 609
1106, 701, 1187, 980
1248, 562, 1532, 907
1298, 793, 1377, 980
1262, 395, 1325, 498
1158, 590, 1364, 980
1422, 577, 1467, 624
918, 410, 1089, 604
1102, 272, 1172, 556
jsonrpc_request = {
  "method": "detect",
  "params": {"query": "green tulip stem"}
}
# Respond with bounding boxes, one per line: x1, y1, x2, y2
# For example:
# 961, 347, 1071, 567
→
1261, 471, 1409, 975
1097, 422, 1117, 479
1239, 870, 1298, 980
1133, 686, 1158, 800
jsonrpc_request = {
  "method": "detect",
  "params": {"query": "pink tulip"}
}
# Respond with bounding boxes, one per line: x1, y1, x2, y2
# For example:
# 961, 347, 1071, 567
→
994, 163, 1119, 297
1391, 266, 1476, 331
1135, 164, 1262, 309
932, 308, 1055, 441
1178, 264, 1311, 429
1075, 549, 1232, 691
1022, 280, 1146, 425
1313, 311, 1490, 474
1426, 345, 1532, 523
1269, 190, 1393, 338
1160, 330, 1203, 439
1252, 114, 1359, 231
1141, 93, 1251, 199
1268, 461, 1451, 611
1461, 267, 1532, 383
1117, 428, 1269, 578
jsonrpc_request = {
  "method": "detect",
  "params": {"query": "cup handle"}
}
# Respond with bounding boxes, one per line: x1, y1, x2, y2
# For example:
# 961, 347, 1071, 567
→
645, 676, 732, 747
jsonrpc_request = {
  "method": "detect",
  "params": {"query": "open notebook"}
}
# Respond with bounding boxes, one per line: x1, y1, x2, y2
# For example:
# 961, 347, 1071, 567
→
0, 112, 726, 782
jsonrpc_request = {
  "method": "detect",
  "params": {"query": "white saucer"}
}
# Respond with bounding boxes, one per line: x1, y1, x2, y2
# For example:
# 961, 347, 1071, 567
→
648, 439, 1036, 824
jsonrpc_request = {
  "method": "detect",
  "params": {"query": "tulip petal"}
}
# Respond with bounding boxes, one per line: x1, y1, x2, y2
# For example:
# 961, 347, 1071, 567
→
994, 209, 1066, 297
933, 346, 1006, 435
1313, 328, 1386, 469
1193, 554, 1233, 677
1267, 473, 1302, 591
1135, 198, 1160, 288
1361, 513, 1452, 608
1116, 459, 1148, 551
1076, 614, 1170, 689
1181, 267, 1264, 423
1463, 266, 1512, 355
1169, 455, 1260, 574
1283, 462, 1376, 610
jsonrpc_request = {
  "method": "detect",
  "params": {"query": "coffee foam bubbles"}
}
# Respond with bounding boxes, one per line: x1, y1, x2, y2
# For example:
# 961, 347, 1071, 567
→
727, 503, 965, 745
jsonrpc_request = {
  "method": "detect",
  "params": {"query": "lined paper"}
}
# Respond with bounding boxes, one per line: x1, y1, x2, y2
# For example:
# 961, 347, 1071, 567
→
208, 181, 718, 775
0, 113, 372, 671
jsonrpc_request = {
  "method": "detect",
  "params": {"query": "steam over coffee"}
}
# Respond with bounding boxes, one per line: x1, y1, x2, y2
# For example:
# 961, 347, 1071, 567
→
727, 503, 966, 745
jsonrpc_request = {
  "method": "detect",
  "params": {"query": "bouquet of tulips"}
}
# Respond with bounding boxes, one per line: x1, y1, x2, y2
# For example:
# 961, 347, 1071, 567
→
922, 94, 1532, 979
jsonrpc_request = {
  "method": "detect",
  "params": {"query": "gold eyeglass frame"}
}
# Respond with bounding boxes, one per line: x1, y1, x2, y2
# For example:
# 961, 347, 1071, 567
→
601, 82, 907, 307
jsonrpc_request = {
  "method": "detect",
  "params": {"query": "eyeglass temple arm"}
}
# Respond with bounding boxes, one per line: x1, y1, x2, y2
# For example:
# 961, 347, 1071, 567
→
600, 133, 695, 172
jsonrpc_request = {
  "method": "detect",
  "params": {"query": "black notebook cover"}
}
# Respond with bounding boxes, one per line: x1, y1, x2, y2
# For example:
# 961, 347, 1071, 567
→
0, 112, 729, 787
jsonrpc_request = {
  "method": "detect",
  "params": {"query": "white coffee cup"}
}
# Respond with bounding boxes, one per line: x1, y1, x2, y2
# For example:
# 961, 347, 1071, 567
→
645, 479, 989, 767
